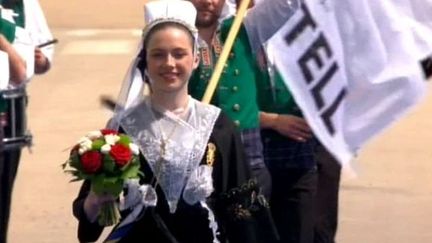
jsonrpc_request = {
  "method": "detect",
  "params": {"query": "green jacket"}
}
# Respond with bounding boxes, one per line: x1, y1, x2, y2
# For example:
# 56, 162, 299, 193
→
189, 17, 261, 130
256, 66, 302, 117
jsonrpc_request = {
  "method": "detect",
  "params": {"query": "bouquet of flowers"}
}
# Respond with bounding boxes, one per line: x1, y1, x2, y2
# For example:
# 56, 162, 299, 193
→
62, 129, 142, 226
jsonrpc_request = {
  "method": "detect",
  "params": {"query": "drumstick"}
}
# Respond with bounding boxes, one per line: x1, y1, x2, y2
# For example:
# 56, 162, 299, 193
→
36, 39, 58, 48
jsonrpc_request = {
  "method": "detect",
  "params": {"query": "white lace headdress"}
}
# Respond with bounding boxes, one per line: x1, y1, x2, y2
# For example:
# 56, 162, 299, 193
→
110, 0, 199, 122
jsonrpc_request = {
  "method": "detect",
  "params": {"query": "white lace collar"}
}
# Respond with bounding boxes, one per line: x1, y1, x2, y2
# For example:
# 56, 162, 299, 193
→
119, 96, 220, 213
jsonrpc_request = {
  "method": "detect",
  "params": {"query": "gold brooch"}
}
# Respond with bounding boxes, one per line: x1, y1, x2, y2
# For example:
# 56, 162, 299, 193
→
206, 143, 216, 167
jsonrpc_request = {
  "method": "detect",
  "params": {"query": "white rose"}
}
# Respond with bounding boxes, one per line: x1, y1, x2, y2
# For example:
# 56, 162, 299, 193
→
86, 130, 103, 140
77, 136, 91, 145
105, 134, 120, 145
78, 137, 93, 151
78, 147, 88, 155
101, 144, 111, 154
129, 143, 140, 155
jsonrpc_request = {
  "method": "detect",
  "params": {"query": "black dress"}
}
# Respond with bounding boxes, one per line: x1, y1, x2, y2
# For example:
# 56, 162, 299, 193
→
73, 113, 277, 243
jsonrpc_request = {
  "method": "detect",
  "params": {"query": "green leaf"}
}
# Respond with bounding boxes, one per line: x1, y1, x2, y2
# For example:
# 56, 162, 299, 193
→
103, 176, 119, 184
63, 169, 75, 174
103, 179, 124, 195
91, 174, 105, 194
91, 175, 123, 196
119, 157, 143, 179
117, 135, 131, 146
61, 161, 68, 170
92, 139, 105, 150
138, 171, 145, 177
120, 156, 139, 170
69, 153, 81, 170
103, 154, 116, 173
69, 178, 83, 183
121, 163, 141, 179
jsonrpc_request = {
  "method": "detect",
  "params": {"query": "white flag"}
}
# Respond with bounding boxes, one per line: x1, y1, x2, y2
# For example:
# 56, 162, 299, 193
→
268, 0, 430, 166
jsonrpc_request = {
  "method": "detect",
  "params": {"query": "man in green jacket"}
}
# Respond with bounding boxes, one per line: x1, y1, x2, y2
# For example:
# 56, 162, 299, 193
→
256, 44, 341, 243
188, 0, 300, 198
256, 45, 318, 243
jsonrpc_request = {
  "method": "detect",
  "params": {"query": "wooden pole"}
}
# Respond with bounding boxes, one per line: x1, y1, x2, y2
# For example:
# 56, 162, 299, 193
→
201, 0, 252, 104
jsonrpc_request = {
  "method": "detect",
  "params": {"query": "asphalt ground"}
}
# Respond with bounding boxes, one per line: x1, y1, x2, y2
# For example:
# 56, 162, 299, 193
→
7, 1, 432, 242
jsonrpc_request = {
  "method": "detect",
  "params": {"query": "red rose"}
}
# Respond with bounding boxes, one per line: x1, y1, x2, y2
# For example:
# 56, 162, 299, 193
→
101, 129, 118, 136
80, 151, 102, 174
110, 144, 132, 167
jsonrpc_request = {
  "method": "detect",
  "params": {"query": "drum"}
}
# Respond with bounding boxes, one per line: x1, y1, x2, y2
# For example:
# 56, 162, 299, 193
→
0, 88, 32, 150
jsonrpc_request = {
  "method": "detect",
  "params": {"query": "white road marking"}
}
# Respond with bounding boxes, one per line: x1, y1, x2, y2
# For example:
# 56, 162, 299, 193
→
63, 28, 142, 37
61, 40, 137, 55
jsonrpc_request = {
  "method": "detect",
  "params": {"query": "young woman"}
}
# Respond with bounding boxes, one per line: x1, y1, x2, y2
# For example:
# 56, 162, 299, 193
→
73, 1, 275, 242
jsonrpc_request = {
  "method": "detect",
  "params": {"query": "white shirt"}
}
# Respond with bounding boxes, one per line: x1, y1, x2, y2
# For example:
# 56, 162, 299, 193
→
1, 0, 54, 87
24, 0, 54, 63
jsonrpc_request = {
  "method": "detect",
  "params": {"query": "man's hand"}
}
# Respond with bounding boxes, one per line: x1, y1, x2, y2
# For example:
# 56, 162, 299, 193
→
34, 47, 49, 74
260, 112, 312, 142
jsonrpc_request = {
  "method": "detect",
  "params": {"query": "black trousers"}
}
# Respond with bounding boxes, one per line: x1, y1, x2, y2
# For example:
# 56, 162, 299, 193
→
0, 149, 22, 243
261, 130, 318, 243
269, 167, 317, 243
313, 144, 341, 243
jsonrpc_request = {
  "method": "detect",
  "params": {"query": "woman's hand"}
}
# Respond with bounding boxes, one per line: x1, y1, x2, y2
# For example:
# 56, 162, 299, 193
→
83, 191, 116, 223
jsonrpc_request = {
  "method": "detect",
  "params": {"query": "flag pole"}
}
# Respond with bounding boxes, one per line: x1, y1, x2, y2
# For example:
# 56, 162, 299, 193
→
201, 0, 252, 104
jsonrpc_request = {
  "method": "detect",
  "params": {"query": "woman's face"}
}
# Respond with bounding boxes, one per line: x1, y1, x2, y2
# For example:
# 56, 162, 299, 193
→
145, 26, 198, 94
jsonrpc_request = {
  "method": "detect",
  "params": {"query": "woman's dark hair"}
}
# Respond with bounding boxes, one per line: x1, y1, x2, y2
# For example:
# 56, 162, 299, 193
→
137, 21, 196, 80
137, 49, 148, 82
